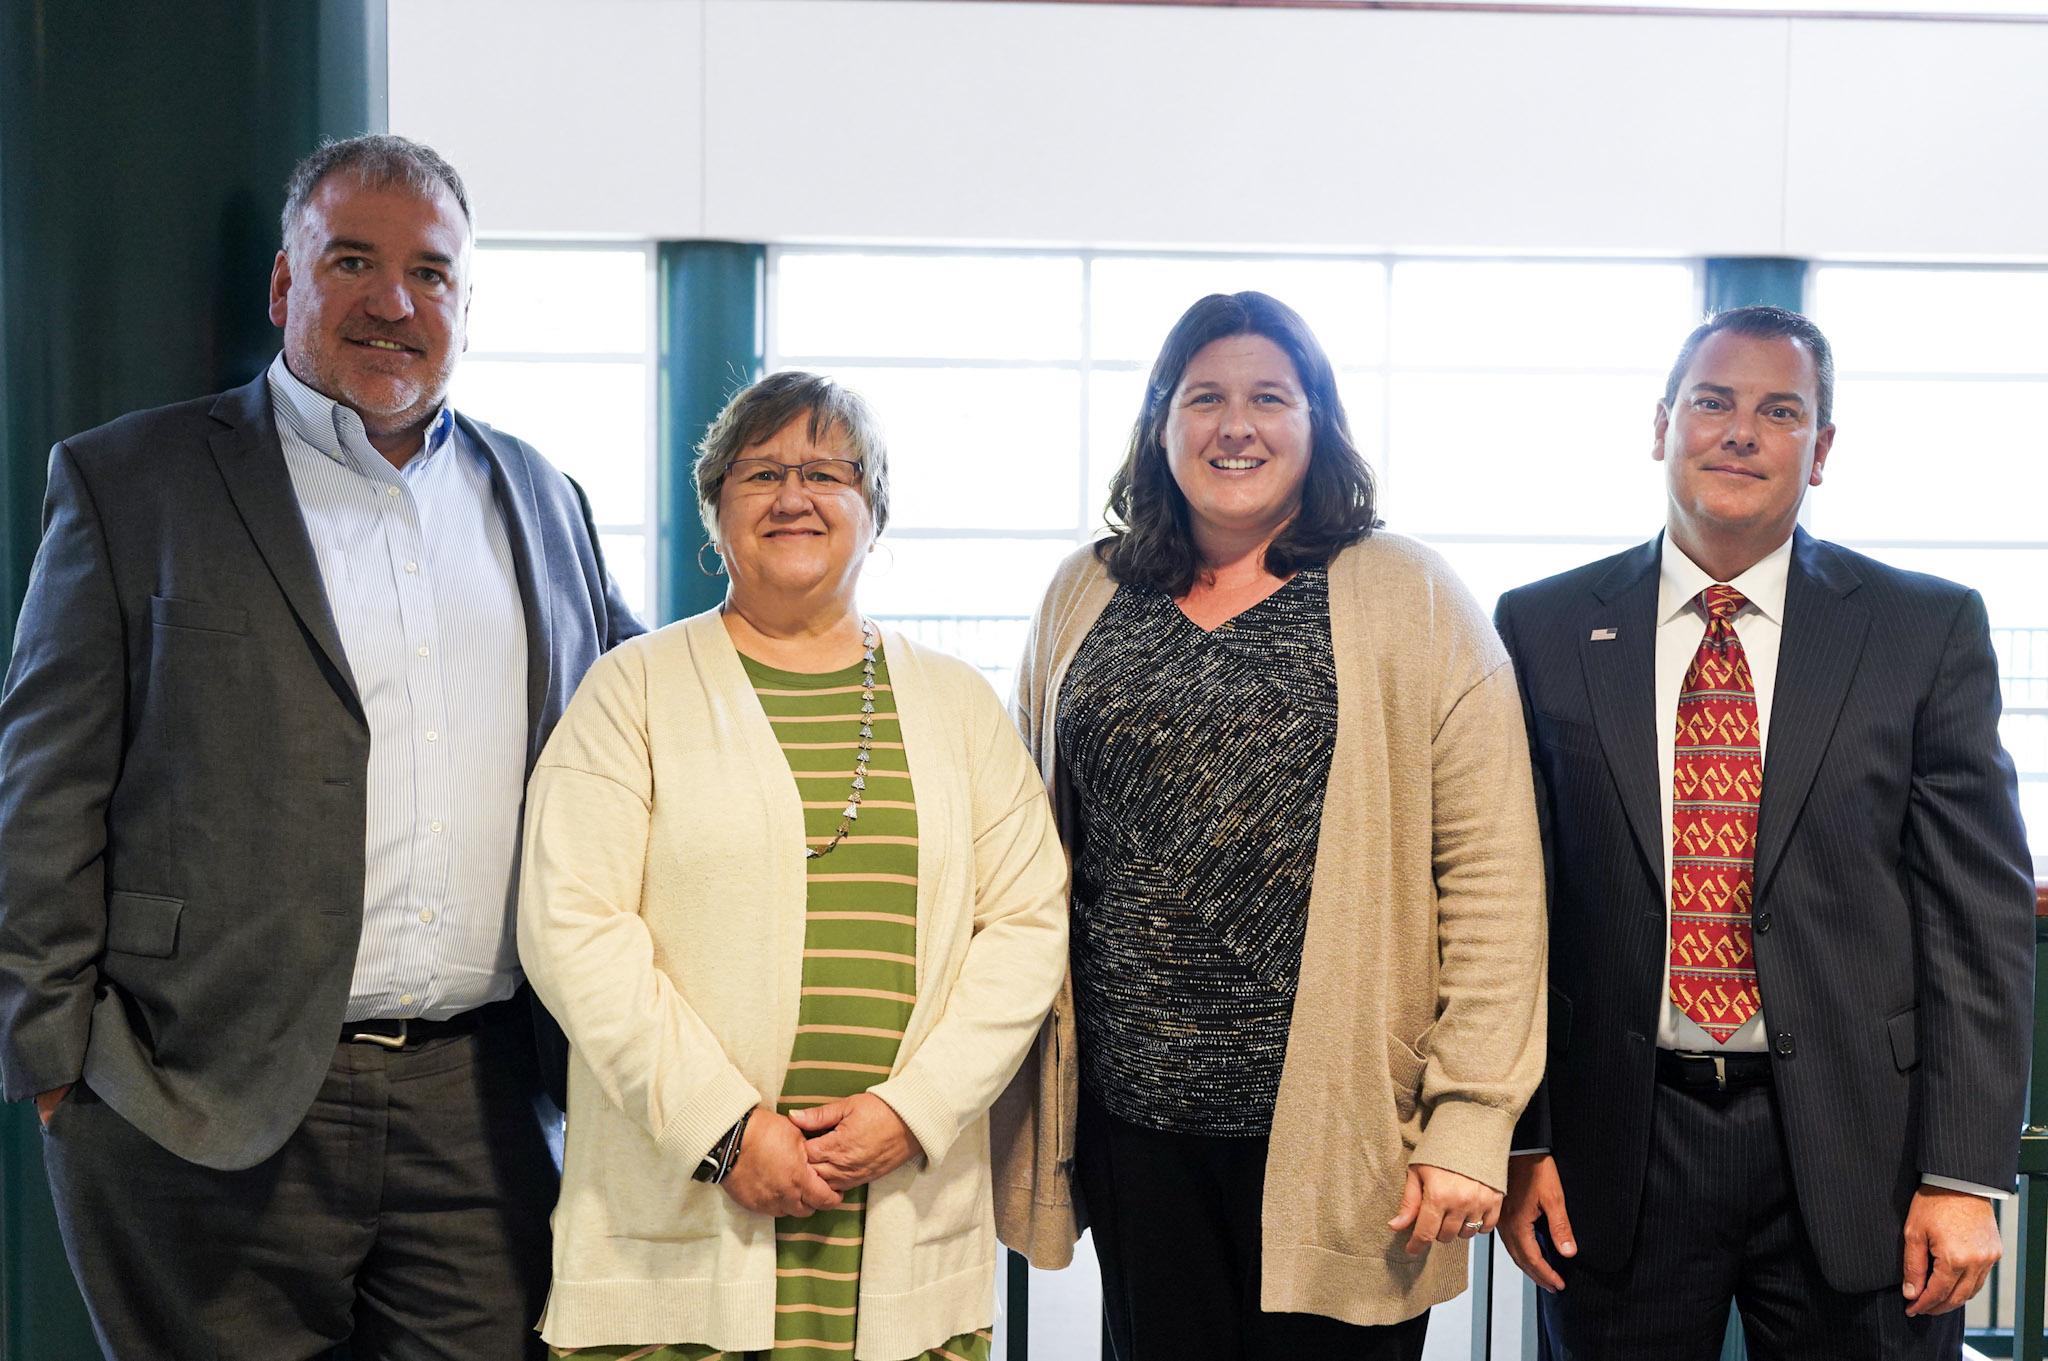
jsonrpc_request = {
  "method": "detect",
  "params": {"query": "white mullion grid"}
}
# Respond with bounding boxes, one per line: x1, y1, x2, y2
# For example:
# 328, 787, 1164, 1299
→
1077, 254, 1098, 546
766, 243, 1705, 559
471, 239, 661, 617
457, 351, 646, 366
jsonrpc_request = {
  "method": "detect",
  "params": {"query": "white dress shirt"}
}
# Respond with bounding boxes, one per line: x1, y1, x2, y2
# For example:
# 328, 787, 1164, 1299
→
268, 354, 530, 1022
1655, 535, 1788, 1054
1653, 534, 2002, 1200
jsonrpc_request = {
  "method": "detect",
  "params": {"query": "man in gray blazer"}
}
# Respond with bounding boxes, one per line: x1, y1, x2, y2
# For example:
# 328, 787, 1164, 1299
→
0, 135, 641, 1359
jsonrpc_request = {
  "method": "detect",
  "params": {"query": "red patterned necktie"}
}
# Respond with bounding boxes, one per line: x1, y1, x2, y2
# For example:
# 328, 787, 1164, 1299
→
1668, 584, 1763, 1044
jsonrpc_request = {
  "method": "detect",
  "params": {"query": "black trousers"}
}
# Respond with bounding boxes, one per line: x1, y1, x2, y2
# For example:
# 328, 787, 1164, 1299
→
1538, 1080, 1963, 1361
41, 1011, 556, 1361
1078, 1090, 1430, 1361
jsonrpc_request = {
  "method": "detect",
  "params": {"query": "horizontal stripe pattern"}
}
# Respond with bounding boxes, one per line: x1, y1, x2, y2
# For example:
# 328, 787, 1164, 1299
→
553, 649, 984, 1361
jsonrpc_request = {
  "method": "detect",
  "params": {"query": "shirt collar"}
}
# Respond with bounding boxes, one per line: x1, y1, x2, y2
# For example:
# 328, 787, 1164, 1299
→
1657, 530, 1794, 627
265, 352, 455, 475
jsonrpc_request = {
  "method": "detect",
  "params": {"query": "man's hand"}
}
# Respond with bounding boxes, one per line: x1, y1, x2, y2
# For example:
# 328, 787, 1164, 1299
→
1501, 1153, 1576, 1292
1388, 1162, 1504, 1257
33, 1084, 71, 1128
790, 1093, 923, 1192
1902, 1187, 2000, 1317
720, 1107, 842, 1218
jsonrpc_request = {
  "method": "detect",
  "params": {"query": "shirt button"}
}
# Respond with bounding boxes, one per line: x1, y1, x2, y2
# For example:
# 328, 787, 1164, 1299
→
418, 908, 435, 924
400, 993, 414, 1006
416, 645, 430, 658
425, 730, 438, 743
386, 486, 400, 498
429, 820, 444, 834
405, 561, 418, 574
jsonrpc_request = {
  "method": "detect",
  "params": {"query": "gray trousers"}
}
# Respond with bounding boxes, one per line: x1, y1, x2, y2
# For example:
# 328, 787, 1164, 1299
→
41, 1014, 555, 1361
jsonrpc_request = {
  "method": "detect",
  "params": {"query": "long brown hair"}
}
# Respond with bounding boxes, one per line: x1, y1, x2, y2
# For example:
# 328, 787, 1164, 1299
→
1097, 291, 1379, 595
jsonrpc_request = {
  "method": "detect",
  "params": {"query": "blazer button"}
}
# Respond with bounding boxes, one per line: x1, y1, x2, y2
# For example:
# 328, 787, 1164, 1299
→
1774, 1032, 1795, 1056
1755, 912, 1773, 933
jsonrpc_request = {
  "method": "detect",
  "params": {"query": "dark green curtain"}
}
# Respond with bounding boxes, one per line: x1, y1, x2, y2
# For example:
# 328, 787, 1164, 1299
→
0, 2, 387, 1351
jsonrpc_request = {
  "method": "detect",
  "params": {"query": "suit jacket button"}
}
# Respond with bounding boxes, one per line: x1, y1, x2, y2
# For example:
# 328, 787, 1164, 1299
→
1755, 912, 1773, 933
1774, 1032, 1795, 1056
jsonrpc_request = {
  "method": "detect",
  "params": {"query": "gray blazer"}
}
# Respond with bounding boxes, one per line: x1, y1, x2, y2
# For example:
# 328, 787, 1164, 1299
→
0, 372, 643, 1169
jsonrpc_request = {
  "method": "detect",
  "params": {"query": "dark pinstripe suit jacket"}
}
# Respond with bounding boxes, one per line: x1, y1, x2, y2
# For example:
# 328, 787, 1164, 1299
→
1494, 528, 2034, 1293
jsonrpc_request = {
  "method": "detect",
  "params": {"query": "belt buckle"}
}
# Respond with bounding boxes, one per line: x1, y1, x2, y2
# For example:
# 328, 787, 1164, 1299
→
1712, 1055, 1727, 1093
349, 1021, 407, 1050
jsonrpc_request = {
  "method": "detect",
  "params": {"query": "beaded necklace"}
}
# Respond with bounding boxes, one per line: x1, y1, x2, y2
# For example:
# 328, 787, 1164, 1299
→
806, 618, 877, 860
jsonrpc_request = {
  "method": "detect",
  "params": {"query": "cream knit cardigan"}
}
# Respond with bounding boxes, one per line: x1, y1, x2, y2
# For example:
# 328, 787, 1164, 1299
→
518, 611, 1069, 1359
991, 535, 1546, 1326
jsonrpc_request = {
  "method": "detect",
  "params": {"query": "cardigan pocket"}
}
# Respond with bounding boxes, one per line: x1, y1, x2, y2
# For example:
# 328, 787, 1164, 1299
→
906, 1123, 992, 1247
596, 1118, 724, 1245
1388, 1030, 1430, 1148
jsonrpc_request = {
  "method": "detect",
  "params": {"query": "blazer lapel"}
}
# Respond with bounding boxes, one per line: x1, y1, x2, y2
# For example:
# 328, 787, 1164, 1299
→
1581, 537, 1666, 881
461, 415, 556, 761
206, 376, 361, 715
1753, 528, 1868, 902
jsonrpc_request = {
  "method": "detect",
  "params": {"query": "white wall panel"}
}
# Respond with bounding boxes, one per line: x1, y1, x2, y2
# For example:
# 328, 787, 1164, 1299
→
389, 0, 706, 237
387, 0, 2048, 258
1784, 19, 2048, 258
701, 1, 1787, 253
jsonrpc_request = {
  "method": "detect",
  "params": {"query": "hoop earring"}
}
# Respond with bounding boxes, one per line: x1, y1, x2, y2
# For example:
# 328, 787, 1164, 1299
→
696, 542, 725, 577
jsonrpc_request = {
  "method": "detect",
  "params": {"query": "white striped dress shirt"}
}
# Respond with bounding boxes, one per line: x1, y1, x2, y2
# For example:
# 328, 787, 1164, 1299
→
267, 354, 529, 1022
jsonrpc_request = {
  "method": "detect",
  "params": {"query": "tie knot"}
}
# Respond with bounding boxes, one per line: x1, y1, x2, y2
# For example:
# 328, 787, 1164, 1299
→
1700, 585, 1749, 622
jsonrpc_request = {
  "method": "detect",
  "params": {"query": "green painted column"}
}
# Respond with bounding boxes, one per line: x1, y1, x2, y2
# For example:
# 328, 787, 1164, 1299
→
1704, 257, 1809, 316
0, 2, 386, 1352
657, 241, 766, 625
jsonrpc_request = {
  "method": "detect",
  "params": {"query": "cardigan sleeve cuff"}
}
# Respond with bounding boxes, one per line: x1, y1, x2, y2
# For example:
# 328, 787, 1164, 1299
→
1411, 1099, 1520, 1194
654, 1065, 763, 1165
869, 1069, 959, 1168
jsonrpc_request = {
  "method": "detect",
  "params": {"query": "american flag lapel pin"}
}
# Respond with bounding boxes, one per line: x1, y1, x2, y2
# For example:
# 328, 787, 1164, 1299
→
1590, 627, 1618, 641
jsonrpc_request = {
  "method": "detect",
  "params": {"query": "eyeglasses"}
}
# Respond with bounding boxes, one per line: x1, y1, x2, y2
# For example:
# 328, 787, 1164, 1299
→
725, 457, 865, 495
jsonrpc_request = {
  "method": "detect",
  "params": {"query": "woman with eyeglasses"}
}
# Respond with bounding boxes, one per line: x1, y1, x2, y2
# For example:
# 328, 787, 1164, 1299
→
991, 292, 1546, 1361
518, 370, 1068, 1361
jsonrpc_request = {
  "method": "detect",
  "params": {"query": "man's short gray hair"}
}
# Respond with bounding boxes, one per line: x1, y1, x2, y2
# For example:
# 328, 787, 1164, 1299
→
695, 371, 891, 547
280, 134, 473, 255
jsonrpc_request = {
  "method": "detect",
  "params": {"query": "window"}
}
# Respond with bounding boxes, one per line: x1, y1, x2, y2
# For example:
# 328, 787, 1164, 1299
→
771, 248, 1700, 700
451, 242, 658, 619
1809, 264, 2048, 870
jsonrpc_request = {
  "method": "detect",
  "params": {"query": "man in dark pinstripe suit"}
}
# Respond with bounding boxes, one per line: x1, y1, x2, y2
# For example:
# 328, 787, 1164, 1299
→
1493, 306, 2034, 1360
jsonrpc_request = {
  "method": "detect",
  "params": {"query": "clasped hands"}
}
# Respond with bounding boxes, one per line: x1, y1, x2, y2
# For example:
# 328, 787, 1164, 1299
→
718, 1092, 923, 1219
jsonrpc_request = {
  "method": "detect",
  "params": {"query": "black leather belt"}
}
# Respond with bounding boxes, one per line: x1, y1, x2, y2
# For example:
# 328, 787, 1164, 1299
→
1656, 1048, 1774, 1094
341, 995, 520, 1050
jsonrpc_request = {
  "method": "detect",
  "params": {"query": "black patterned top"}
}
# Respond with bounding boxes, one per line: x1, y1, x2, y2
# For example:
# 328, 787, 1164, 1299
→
1056, 568, 1338, 1136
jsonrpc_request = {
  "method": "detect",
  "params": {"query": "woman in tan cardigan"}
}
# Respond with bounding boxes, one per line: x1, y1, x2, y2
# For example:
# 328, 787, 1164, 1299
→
991, 293, 1546, 1360
519, 372, 1068, 1361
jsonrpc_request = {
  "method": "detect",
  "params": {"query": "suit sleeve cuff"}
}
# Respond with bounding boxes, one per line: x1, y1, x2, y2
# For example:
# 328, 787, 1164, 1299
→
1922, 1173, 2011, 1201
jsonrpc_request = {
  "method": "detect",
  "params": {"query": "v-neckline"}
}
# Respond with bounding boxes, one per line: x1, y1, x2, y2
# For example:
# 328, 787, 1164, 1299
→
1172, 570, 1301, 635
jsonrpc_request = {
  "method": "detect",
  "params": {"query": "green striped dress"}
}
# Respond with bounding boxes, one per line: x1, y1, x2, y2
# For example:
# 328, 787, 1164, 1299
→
554, 646, 992, 1361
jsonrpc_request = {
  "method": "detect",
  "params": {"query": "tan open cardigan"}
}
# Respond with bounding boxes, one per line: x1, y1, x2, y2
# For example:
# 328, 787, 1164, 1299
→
519, 613, 1069, 1359
990, 534, 1546, 1326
